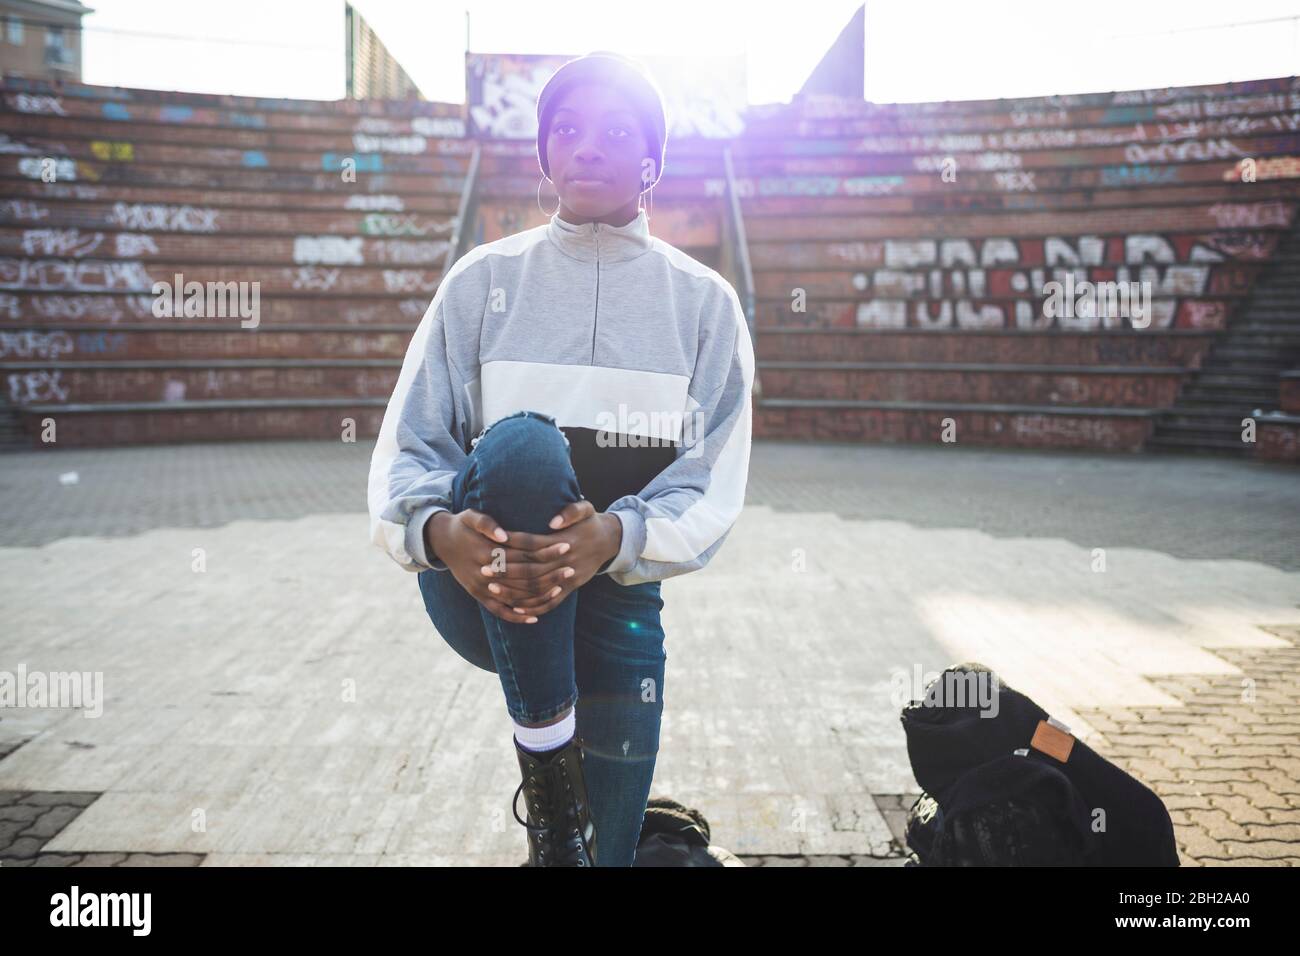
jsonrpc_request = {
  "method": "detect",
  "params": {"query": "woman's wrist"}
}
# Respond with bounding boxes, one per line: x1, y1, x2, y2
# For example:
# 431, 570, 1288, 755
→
424, 510, 455, 563
601, 512, 623, 564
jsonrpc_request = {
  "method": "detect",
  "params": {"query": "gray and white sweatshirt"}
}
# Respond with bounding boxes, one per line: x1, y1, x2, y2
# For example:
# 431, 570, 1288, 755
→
367, 207, 755, 586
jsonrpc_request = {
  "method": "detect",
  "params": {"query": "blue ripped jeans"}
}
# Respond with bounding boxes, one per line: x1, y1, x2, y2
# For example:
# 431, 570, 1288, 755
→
416, 410, 667, 867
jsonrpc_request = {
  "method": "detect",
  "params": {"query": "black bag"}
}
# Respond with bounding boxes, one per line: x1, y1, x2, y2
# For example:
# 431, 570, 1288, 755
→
632, 797, 746, 866
900, 663, 1179, 867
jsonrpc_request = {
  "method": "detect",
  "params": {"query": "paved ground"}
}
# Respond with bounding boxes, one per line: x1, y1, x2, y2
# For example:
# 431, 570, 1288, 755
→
0, 439, 1297, 866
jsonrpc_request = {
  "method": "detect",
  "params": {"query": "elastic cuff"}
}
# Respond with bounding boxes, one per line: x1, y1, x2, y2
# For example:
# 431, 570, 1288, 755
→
408, 504, 451, 571
600, 506, 643, 575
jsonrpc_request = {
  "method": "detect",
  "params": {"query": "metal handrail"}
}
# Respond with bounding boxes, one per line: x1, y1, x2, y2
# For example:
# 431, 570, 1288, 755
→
722, 145, 760, 396
442, 141, 482, 281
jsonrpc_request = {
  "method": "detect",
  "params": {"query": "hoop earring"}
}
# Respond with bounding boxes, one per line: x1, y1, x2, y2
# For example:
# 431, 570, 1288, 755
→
537, 175, 560, 217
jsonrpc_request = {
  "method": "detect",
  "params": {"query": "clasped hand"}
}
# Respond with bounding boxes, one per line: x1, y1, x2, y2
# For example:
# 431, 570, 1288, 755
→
430, 500, 620, 625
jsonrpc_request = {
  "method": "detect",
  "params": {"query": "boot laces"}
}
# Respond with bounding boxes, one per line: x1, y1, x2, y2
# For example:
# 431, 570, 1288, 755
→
512, 757, 590, 866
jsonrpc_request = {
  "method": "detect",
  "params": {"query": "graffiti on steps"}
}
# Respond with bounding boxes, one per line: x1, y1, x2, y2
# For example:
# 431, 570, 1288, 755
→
1099, 165, 1181, 186
846, 233, 1228, 331
382, 270, 439, 294
20, 229, 103, 258
345, 195, 405, 212
90, 141, 134, 162
0, 329, 74, 358
915, 152, 1022, 172
372, 240, 450, 265
360, 213, 454, 237
289, 236, 452, 267
7, 369, 67, 403
0, 292, 156, 322
411, 116, 466, 138
1152, 92, 1300, 120
1207, 202, 1291, 229
1011, 414, 1123, 445
293, 236, 364, 266
352, 133, 427, 155
1123, 139, 1243, 163
1203, 231, 1279, 260
993, 171, 1036, 191
290, 267, 340, 291
106, 203, 219, 233
0, 200, 50, 222
0, 258, 155, 292
6, 94, 66, 115
704, 175, 907, 199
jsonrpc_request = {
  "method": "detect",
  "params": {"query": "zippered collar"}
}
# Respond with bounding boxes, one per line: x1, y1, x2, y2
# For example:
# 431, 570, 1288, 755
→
547, 207, 653, 263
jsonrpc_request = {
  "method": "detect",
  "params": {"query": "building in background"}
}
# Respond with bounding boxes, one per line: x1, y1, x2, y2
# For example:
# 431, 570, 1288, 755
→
0, 0, 92, 82
797, 3, 864, 100
344, 1, 422, 100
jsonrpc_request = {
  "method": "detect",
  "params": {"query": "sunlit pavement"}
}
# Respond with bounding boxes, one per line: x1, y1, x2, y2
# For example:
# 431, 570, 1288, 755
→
1, 440, 1297, 866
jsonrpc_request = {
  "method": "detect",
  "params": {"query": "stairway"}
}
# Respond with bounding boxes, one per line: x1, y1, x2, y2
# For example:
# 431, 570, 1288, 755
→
1148, 214, 1300, 455
0, 397, 29, 451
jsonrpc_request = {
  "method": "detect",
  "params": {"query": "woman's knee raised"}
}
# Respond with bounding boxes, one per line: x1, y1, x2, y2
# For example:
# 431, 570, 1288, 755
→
471, 412, 577, 529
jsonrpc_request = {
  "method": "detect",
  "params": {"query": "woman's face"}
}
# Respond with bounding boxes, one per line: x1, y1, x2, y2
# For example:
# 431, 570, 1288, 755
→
544, 83, 653, 226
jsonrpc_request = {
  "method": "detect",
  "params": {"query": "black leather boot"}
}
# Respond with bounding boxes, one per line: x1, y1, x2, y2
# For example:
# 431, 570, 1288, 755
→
512, 733, 597, 867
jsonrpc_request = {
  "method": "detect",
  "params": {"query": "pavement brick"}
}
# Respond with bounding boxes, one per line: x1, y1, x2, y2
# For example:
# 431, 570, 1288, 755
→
1215, 840, 1300, 860
1183, 809, 1251, 842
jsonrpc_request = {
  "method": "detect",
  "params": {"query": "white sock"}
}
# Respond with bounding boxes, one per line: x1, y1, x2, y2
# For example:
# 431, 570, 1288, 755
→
513, 709, 575, 753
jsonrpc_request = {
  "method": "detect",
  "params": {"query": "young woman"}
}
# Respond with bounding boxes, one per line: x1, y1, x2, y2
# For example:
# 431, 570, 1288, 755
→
368, 51, 754, 867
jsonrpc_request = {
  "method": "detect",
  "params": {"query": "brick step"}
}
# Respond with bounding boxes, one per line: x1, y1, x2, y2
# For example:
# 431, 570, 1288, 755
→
3, 112, 470, 154
0, 360, 402, 404
1156, 413, 1261, 432
0, 136, 474, 176
0, 157, 469, 196
1210, 347, 1295, 362
1196, 363, 1293, 377
726, 136, 1298, 176
1174, 394, 1280, 410
1231, 299, 1300, 312
754, 300, 1245, 332
1145, 434, 1252, 454
12, 400, 386, 448
1221, 324, 1300, 338
0, 228, 453, 267
755, 399, 1155, 451
758, 363, 1185, 407
1, 180, 461, 215
754, 329, 1216, 366
0, 74, 466, 118
1185, 373, 1287, 391
0, 204, 461, 238
0, 261, 446, 295
0, 329, 412, 362
0, 294, 429, 327
1184, 367, 1288, 382
1177, 379, 1279, 394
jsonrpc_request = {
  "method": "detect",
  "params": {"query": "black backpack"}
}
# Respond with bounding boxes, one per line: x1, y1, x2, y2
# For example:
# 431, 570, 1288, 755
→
900, 663, 1179, 867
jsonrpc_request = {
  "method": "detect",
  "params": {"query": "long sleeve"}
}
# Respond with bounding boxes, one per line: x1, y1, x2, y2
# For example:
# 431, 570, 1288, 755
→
367, 278, 473, 573
599, 278, 755, 586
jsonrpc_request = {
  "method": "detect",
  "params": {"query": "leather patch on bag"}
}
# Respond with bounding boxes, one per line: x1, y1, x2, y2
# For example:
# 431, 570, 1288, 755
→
1030, 719, 1075, 763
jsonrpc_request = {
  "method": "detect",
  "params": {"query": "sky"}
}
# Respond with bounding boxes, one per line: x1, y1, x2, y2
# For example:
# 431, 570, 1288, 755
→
73, 0, 1300, 106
